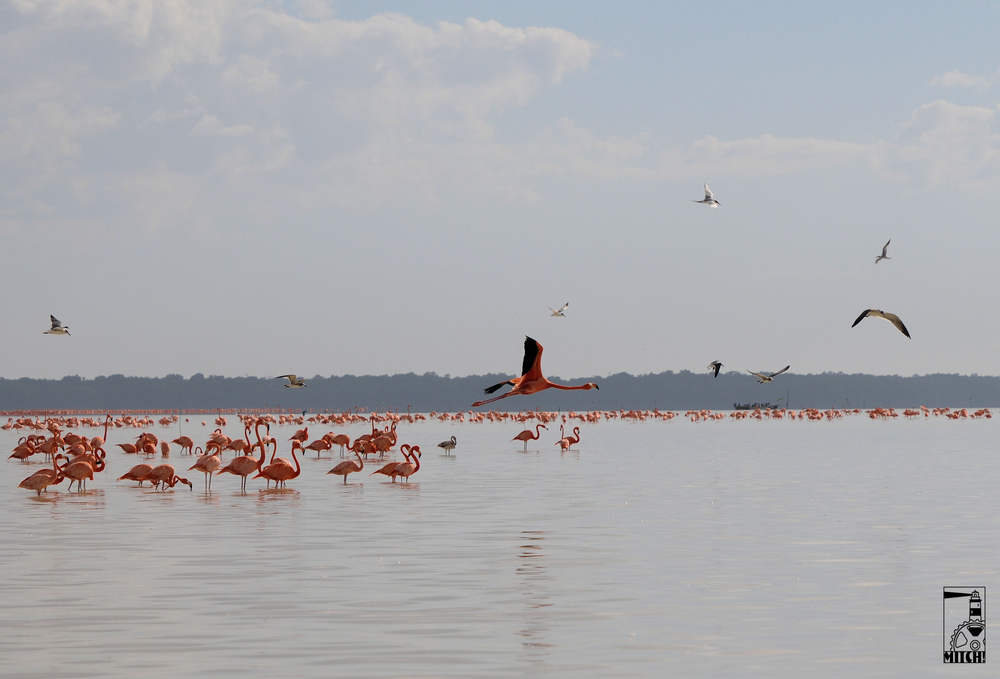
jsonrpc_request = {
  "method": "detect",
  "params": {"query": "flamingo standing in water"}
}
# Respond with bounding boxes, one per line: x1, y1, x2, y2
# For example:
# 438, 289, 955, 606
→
395, 445, 421, 483
189, 449, 222, 492
328, 450, 364, 484
472, 337, 598, 408
19, 454, 65, 495
512, 424, 547, 451
556, 426, 581, 450
217, 423, 268, 492
253, 440, 301, 489
57, 454, 101, 491
437, 435, 457, 455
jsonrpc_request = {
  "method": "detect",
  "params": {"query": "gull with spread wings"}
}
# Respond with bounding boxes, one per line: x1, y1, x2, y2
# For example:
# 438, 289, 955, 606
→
748, 366, 790, 383
693, 184, 720, 208
851, 309, 910, 338
875, 239, 891, 264
44, 315, 70, 336
277, 375, 306, 388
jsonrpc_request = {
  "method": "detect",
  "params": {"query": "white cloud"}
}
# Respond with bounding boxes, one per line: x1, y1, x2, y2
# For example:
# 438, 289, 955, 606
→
191, 114, 254, 137
929, 69, 999, 92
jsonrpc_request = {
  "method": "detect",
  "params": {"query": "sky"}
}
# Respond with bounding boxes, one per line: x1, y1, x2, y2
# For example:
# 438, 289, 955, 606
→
3, 1, 1000, 381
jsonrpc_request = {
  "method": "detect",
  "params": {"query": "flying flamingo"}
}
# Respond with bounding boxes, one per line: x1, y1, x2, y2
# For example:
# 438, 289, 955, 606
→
472, 337, 599, 408
117, 463, 154, 486
327, 450, 364, 484
512, 424, 547, 451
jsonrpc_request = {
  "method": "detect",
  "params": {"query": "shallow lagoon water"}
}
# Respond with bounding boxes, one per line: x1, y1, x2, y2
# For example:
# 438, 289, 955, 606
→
1, 413, 996, 677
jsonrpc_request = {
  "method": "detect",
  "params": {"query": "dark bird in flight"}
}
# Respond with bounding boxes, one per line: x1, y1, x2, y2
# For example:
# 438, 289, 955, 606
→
708, 361, 723, 378
851, 309, 910, 338
748, 366, 790, 383
875, 239, 891, 264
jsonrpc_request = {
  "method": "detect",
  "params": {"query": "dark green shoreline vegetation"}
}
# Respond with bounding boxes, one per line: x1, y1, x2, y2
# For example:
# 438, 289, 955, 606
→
1, 371, 998, 412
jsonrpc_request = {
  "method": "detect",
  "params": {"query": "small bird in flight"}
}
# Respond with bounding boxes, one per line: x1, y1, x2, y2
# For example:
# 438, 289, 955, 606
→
748, 366, 790, 383
277, 375, 306, 388
693, 184, 720, 208
708, 361, 723, 378
44, 315, 70, 336
550, 303, 569, 317
875, 239, 891, 264
851, 309, 910, 338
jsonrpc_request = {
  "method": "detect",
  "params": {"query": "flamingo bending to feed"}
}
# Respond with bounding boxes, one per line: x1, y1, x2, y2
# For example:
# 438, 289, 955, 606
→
512, 424, 547, 451
117, 464, 154, 486
472, 337, 598, 408
328, 450, 364, 484
171, 436, 194, 455
146, 464, 193, 490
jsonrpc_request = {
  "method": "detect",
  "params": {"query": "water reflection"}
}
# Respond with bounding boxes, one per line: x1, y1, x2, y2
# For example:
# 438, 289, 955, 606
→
517, 530, 554, 652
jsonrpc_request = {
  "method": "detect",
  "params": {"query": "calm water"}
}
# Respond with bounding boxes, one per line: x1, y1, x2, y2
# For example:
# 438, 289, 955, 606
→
1, 414, 996, 678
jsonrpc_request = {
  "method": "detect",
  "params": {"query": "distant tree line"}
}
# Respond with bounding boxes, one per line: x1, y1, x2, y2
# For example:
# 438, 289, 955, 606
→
1, 371, 999, 413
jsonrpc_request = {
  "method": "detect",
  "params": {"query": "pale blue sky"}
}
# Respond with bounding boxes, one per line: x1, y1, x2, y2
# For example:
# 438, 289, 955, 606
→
2, 1, 1000, 381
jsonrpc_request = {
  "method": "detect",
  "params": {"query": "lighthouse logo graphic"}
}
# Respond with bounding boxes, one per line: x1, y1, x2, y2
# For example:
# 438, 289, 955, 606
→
944, 587, 986, 663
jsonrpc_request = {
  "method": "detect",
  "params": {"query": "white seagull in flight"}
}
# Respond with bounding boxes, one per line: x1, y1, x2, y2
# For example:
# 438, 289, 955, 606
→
851, 309, 910, 339
44, 315, 70, 336
875, 239, 891, 264
748, 366, 790, 383
277, 374, 306, 388
549, 303, 569, 317
693, 184, 720, 208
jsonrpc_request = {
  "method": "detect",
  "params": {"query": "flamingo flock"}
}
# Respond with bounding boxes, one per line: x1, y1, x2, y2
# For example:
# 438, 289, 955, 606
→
10, 404, 993, 496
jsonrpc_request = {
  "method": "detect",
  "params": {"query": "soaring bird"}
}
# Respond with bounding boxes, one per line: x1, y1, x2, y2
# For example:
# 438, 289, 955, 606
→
875, 239, 891, 264
277, 374, 306, 388
471, 336, 598, 408
851, 309, 910, 338
693, 184, 720, 208
549, 303, 569, 317
748, 366, 790, 383
708, 361, 723, 378
44, 315, 70, 336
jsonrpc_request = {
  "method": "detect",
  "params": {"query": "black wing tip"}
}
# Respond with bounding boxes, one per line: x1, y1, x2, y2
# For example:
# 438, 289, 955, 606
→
851, 310, 871, 328
483, 381, 508, 395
